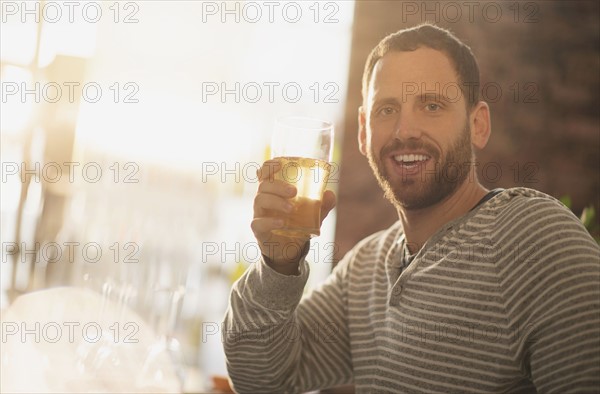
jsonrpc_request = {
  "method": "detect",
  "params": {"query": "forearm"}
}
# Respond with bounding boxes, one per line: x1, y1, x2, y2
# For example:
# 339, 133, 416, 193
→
222, 257, 310, 393
222, 255, 353, 393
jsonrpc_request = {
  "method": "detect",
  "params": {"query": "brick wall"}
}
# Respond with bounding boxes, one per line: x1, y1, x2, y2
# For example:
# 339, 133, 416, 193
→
334, 0, 599, 260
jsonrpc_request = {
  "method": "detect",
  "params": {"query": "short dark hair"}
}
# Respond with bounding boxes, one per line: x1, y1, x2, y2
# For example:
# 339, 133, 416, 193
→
362, 23, 480, 110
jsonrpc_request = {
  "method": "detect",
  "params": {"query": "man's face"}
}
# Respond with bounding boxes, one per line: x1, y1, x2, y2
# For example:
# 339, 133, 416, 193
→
359, 48, 475, 210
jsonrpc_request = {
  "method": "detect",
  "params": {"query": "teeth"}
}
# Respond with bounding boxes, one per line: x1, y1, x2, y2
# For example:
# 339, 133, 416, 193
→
393, 154, 429, 163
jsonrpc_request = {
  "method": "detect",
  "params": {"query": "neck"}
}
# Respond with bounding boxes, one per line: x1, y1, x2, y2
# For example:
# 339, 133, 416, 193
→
397, 179, 488, 255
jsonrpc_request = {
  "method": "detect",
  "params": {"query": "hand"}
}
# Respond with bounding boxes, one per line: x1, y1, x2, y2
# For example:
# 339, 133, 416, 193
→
251, 159, 336, 275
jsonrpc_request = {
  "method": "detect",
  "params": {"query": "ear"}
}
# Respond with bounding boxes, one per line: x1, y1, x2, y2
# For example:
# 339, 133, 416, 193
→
469, 101, 491, 150
358, 106, 367, 156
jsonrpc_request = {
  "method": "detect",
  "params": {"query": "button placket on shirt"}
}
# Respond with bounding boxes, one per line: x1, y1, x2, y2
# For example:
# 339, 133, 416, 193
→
389, 249, 420, 306
389, 283, 403, 306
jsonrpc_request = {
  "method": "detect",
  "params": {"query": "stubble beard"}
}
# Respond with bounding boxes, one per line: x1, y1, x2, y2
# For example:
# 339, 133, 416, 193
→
367, 125, 474, 211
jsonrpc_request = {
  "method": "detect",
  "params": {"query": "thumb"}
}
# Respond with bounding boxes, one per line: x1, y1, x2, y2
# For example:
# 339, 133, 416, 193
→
320, 190, 337, 222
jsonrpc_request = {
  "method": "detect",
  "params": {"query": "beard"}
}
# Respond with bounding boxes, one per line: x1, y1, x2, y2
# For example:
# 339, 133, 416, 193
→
367, 124, 474, 210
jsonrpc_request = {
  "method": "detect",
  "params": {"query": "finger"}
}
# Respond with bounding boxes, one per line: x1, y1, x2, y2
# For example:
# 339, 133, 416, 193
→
250, 217, 284, 240
320, 190, 337, 222
254, 193, 293, 217
257, 179, 296, 197
256, 160, 282, 182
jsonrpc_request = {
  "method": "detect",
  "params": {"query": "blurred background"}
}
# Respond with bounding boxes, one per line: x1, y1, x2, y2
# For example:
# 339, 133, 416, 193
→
1, 0, 598, 392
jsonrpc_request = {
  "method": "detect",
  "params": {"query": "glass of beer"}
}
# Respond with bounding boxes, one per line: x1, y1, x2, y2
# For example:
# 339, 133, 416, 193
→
269, 115, 334, 238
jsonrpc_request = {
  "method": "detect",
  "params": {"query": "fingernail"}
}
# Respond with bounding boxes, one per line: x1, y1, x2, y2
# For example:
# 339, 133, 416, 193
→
274, 219, 284, 227
286, 185, 296, 195
284, 203, 293, 212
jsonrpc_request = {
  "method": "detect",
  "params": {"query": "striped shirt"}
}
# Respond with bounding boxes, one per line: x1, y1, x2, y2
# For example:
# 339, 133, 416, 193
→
222, 187, 600, 393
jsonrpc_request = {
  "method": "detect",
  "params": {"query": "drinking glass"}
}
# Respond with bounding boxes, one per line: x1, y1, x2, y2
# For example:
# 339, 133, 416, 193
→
269, 116, 334, 238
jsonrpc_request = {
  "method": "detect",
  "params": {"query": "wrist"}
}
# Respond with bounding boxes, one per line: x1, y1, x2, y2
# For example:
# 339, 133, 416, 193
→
265, 259, 301, 275
263, 241, 310, 276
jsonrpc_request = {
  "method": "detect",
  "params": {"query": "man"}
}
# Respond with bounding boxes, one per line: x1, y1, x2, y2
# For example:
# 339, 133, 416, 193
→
222, 23, 600, 393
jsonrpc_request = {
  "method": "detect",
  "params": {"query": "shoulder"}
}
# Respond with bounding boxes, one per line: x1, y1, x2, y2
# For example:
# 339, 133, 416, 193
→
357, 220, 402, 253
354, 220, 402, 262
483, 187, 599, 262
332, 221, 402, 276
486, 187, 583, 230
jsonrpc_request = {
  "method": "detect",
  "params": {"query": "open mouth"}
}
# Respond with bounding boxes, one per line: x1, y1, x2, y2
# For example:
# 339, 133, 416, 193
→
392, 154, 431, 169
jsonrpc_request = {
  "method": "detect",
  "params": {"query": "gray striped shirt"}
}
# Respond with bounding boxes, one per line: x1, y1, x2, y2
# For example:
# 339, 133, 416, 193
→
222, 188, 600, 393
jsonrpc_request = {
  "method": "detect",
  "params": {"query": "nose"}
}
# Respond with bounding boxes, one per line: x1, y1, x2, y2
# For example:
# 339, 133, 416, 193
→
394, 108, 422, 140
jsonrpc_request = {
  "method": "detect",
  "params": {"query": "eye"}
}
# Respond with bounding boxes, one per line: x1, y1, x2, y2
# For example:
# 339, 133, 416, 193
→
425, 103, 441, 112
377, 106, 396, 116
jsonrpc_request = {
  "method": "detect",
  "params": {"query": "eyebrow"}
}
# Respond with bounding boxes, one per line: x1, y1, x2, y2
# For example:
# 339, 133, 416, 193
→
370, 92, 458, 108
416, 92, 455, 104
370, 97, 400, 108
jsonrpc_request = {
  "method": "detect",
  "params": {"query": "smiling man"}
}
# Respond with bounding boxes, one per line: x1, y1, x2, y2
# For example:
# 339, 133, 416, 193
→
360, 44, 491, 253
223, 24, 600, 393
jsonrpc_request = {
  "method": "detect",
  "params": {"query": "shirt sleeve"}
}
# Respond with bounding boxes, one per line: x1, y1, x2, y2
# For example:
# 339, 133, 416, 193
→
221, 248, 354, 393
502, 197, 600, 393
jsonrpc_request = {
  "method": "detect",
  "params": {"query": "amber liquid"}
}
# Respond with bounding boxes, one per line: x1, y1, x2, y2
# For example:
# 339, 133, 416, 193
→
270, 156, 331, 238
